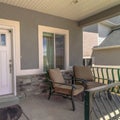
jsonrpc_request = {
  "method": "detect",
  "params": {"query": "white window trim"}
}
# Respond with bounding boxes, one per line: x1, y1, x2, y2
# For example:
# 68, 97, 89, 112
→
0, 19, 70, 77
38, 25, 69, 72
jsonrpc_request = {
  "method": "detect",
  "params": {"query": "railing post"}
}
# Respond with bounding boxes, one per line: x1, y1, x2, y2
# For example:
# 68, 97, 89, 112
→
84, 91, 90, 120
96, 67, 100, 83
106, 68, 110, 84
101, 68, 104, 84
117, 69, 120, 81
111, 68, 115, 82
91, 67, 95, 81
85, 82, 120, 120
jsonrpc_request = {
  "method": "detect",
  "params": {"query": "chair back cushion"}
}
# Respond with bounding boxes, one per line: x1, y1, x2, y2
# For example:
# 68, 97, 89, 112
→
49, 68, 64, 83
73, 66, 93, 81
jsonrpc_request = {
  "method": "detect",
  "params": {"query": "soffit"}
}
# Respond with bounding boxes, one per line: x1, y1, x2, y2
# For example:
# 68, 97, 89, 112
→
0, 0, 120, 21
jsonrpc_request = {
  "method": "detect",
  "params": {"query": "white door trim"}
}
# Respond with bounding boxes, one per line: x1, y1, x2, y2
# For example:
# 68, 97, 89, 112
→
0, 29, 12, 95
0, 19, 20, 96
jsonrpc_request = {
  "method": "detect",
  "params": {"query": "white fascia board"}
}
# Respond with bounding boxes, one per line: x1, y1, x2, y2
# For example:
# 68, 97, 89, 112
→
93, 45, 120, 50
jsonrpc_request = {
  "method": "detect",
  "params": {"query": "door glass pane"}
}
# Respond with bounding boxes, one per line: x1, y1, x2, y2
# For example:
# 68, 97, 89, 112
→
43, 32, 54, 71
55, 34, 65, 69
0, 34, 6, 46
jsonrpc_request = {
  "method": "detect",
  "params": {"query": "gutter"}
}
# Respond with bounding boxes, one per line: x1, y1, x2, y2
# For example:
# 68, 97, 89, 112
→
93, 45, 120, 50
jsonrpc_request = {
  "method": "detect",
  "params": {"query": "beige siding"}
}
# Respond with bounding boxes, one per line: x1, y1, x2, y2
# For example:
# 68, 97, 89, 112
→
92, 48, 120, 65
83, 31, 98, 58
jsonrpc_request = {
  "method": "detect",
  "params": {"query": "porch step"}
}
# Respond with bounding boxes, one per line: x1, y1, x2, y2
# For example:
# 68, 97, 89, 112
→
0, 96, 19, 108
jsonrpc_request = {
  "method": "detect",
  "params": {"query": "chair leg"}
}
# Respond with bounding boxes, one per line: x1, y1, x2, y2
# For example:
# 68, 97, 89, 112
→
81, 91, 85, 101
22, 111, 30, 120
71, 96, 75, 111
48, 87, 52, 100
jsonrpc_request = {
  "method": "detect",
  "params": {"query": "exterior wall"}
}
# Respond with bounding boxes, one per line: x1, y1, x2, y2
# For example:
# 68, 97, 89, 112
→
1, 3, 118, 96
0, 3, 83, 71
83, 23, 111, 58
0, 3, 83, 96
83, 24, 98, 59
83, 31, 98, 58
98, 23, 111, 45
92, 48, 120, 65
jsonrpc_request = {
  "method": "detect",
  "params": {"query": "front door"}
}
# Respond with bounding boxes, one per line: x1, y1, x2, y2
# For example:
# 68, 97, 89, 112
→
0, 29, 13, 96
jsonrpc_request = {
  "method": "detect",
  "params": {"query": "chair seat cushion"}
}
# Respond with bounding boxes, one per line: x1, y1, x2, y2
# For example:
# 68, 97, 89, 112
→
55, 85, 84, 96
76, 81, 104, 89
86, 81, 104, 89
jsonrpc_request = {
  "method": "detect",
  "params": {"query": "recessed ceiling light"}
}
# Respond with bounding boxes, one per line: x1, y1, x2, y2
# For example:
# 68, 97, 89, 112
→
72, 0, 79, 4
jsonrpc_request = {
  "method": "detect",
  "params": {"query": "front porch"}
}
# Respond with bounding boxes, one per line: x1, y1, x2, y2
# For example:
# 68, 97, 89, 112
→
17, 66, 120, 120
19, 94, 84, 120
1, 66, 120, 120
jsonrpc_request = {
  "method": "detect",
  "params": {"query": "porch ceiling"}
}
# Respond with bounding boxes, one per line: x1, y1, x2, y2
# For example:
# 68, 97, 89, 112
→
0, 0, 120, 21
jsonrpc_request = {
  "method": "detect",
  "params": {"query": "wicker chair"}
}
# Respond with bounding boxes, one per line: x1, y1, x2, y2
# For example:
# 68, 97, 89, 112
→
47, 68, 84, 111
73, 66, 104, 90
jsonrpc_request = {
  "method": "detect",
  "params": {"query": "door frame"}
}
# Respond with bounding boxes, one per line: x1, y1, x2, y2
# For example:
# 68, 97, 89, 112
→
0, 19, 20, 96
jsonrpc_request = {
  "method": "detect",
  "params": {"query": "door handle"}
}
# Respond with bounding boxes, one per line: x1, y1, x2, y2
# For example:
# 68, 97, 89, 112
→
9, 63, 12, 73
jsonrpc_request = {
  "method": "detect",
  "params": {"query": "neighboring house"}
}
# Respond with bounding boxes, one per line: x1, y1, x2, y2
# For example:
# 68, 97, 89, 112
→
83, 23, 111, 66
92, 28, 120, 65
83, 24, 98, 66
92, 15, 120, 66
83, 31, 98, 66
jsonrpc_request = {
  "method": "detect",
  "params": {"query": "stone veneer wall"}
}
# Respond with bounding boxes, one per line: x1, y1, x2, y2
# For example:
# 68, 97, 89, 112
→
16, 70, 73, 98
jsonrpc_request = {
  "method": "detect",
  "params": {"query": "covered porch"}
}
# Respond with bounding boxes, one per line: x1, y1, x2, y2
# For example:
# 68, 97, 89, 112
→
19, 94, 84, 120
18, 66, 120, 120
1, 66, 119, 120
0, 0, 120, 120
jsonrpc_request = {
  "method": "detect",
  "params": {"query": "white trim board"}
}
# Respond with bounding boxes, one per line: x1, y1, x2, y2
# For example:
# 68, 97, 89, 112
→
93, 45, 120, 50
0, 19, 21, 95
38, 25, 69, 72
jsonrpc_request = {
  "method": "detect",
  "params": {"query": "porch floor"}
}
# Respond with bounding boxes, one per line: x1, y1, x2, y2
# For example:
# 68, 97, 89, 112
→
19, 94, 84, 120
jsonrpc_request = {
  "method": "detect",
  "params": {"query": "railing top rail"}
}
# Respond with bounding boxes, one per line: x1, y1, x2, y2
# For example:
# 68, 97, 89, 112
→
85, 82, 120, 93
92, 65, 120, 69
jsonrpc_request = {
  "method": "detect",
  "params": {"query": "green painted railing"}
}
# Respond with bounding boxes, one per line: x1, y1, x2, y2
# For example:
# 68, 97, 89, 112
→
85, 82, 120, 120
91, 66, 120, 84
85, 66, 120, 120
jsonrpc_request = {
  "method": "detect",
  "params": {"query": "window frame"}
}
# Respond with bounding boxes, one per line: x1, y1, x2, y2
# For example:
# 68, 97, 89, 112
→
38, 25, 69, 72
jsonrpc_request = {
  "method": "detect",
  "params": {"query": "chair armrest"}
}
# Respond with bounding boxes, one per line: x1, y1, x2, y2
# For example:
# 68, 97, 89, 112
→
108, 79, 114, 84
64, 74, 74, 81
75, 78, 88, 83
64, 77, 72, 80
71, 84, 76, 89
48, 79, 76, 89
